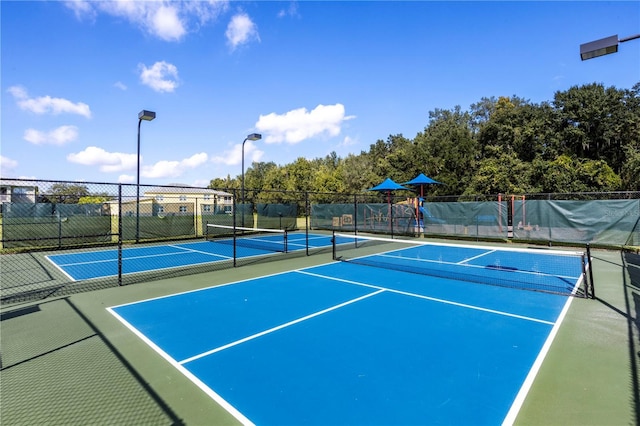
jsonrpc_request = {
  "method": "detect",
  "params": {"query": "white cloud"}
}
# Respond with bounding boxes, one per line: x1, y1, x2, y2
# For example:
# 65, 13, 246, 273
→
114, 81, 127, 91
64, 0, 97, 20
24, 125, 79, 146
340, 135, 358, 147
139, 61, 180, 93
192, 179, 210, 187
211, 141, 264, 166
67, 146, 137, 172
225, 13, 260, 50
65, 1, 228, 42
0, 155, 18, 174
8, 85, 91, 118
256, 104, 355, 144
151, 5, 186, 41
118, 174, 135, 184
278, 1, 300, 18
142, 152, 208, 178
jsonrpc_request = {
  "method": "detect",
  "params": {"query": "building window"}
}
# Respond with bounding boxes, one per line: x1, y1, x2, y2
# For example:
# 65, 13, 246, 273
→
158, 206, 165, 213
155, 195, 164, 201
179, 206, 187, 213
204, 194, 211, 201
203, 205, 212, 212
179, 195, 187, 201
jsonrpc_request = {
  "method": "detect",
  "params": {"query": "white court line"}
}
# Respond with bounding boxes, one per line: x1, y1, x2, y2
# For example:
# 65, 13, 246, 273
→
44, 254, 77, 281
178, 289, 385, 365
296, 270, 555, 325
108, 307, 256, 426
458, 249, 496, 264
51, 244, 230, 268
108, 267, 317, 310
168, 244, 232, 259
501, 295, 575, 425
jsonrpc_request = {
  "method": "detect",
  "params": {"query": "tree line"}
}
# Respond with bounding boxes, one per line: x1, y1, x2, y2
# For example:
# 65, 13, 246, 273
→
210, 82, 640, 197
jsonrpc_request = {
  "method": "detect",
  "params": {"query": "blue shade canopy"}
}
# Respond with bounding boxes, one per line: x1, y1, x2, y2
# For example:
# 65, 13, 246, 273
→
403, 173, 441, 186
368, 178, 409, 192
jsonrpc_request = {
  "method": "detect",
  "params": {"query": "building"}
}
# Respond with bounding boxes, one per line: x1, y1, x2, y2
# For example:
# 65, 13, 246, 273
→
144, 184, 234, 215
0, 180, 38, 204
109, 184, 234, 217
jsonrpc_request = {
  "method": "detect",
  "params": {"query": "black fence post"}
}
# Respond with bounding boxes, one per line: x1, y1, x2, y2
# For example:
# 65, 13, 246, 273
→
57, 208, 62, 248
586, 243, 595, 299
118, 184, 123, 286
305, 192, 310, 256
232, 190, 237, 267
354, 194, 358, 235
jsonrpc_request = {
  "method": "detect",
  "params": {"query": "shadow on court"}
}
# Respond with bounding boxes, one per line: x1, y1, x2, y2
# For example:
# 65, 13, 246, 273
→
623, 251, 640, 425
0, 297, 184, 425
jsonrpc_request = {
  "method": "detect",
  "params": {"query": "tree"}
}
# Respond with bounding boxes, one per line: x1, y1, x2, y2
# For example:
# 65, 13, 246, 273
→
245, 161, 278, 193
78, 195, 110, 204
620, 146, 640, 190
462, 146, 536, 195
415, 106, 477, 195
209, 175, 237, 190
47, 183, 90, 204
532, 155, 621, 193
341, 153, 378, 193
553, 83, 631, 172
205, 82, 637, 197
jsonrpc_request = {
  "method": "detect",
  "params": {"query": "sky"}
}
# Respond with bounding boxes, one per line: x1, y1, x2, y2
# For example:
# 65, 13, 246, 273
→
2, 1, 639, 188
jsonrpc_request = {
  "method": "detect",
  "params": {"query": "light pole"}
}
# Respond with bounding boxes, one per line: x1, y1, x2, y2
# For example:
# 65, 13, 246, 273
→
136, 109, 156, 243
241, 133, 262, 207
580, 33, 640, 60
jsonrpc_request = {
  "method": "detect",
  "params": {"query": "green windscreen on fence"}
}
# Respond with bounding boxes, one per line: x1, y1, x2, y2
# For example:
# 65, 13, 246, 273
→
311, 202, 418, 235
201, 204, 234, 231
121, 214, 196, 241
419, 201, 508, 238
312, 198, 639, 246
256, 203, 297, 230
512, 199, 640, 246
236, 203, 254, 228
1, 203, 111, 249
311, 201, 506, 238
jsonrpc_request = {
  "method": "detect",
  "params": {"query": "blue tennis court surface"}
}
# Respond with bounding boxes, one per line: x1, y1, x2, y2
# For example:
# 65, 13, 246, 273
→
108, 243, 580, 425
45, 232, 334, 281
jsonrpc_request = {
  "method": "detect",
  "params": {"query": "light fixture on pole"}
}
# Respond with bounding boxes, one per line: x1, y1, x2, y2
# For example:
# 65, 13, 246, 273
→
241, 133, 262, 205
580, 33, 640, 60
136, 109, 156, 243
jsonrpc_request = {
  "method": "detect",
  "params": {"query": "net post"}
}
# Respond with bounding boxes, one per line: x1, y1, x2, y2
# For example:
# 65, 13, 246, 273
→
586, 243, 595, 299
284, 229, 288, 253
332, 230, 336, 260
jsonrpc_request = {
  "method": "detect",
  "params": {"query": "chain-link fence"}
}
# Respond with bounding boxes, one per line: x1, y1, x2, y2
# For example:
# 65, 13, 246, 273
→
2, 178, 639, 305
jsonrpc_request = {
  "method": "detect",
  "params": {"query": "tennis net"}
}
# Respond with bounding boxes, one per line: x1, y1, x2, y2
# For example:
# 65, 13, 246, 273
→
206, 224, 288, 253
332, 232, 592, 297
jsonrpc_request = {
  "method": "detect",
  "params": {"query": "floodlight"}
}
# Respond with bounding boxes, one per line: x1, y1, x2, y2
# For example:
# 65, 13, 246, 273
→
580, 33, 640, 60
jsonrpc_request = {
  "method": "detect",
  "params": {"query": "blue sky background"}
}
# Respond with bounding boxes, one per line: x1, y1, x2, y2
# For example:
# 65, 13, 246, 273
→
2, 1, 639, 187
